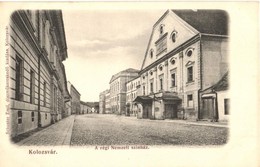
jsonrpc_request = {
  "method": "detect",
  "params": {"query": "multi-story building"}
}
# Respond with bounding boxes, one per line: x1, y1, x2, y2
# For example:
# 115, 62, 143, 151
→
134, 10, 229, 121
99, 89, 109, 114
126, 77, 141, 116
109, 68, 139, 115
105, 90, 111, 114
9, 10, 70, 137
67, 81, 81, 115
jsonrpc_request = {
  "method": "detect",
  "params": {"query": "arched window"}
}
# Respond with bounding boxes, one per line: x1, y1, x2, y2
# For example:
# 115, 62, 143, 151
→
170, 58, 176, 65
172, 32, 177, 43
159, 65, 163, 71
186, 48, 194, 57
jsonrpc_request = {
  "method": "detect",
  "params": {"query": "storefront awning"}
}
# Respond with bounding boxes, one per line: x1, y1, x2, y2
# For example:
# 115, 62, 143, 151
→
133, 96, 153, 103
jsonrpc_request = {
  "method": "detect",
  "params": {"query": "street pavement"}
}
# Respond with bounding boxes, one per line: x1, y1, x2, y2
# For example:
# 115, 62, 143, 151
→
71, 114, 228, 146
17, 114, 228, 146
17, 115, 75, 146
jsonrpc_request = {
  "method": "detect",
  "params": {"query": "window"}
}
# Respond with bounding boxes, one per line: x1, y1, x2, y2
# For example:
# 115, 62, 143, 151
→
150, 82, 153, 93
53, 86, 57, 111
187, 94, 193, 107
160, 25, 164, 35
187, 66, 193, 82
143, 86, 145, 95
224, 99, 230, 115
156, 37, 167, 55
160, 78, 163, 90
43, 82, 46, 106
171, 32, 177, 43
186, 49, 193, 57
45, 113, 47, 119
150, 71, 153, 76
18, 111, 22, 124
159, 65, 163, 71
31, 112, 34, 122
150, 49, 153, 58
15, 56, 23, 101
171, 73, 176, 87
30, 70, 35, 104
170, 59, 175, 65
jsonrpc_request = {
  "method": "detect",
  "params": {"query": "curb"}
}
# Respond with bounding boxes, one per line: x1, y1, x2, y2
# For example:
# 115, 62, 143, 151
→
62, 115, 75, 145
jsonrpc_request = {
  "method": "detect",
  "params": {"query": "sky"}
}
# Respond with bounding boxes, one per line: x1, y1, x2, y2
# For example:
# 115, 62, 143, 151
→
62, 10, 165, 102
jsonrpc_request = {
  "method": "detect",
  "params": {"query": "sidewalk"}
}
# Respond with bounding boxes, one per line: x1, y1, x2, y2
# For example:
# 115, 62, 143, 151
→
17, 115, 75, 146
125, 115, 228, 128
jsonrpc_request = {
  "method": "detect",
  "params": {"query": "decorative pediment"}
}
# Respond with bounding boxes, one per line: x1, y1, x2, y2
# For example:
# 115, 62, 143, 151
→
185, 61, 195, 67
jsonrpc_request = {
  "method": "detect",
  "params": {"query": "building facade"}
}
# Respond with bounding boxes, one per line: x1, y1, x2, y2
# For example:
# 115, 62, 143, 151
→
109, 68, 139, 115
9, 10, 69, 137
80, 101, 92, 114
99, 89, 109, 114
201, 72, 229, 121
105, 90, 111, 114
67, 81, 81, 115
134, 10, 229, 120
126, 77, 141, 116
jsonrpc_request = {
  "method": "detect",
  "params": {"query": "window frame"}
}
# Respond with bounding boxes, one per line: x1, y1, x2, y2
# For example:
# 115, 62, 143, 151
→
15, 55, 23, 101
187, 66, 194, 83
31, 111, 35, 122
187, 94, 193, 108
18, 111, 22, 124
30, 70, 35, 104
171, 73, 176, 87
224, 98, 230, 115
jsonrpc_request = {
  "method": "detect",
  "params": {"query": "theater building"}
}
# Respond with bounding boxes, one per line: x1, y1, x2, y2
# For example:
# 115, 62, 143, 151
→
9, 10, 70, 137
135, 10, 229, 120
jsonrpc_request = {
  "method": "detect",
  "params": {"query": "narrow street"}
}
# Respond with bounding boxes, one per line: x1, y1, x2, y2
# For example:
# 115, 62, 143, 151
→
17, 114, 228, 146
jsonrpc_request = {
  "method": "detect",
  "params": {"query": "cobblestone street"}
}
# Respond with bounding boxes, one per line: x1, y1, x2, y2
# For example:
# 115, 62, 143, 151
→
17, 115, 75, 146
71, 114, 228, 146
17, 114, 228, 146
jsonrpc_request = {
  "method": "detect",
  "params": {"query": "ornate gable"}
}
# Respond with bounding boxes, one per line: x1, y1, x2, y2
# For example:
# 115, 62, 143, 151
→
141, 10, 198, 72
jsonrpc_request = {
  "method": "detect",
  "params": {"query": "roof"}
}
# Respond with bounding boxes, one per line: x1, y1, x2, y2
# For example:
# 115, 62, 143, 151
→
161, 92, 182, 101
133, 96, 153, 103
212, 72, 229, 91
172, 10, 228, 35
109, 68, 139, 83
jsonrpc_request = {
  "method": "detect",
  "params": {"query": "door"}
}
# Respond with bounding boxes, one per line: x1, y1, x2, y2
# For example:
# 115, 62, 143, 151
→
165, 104, 178, 119
202, 98, 214, 119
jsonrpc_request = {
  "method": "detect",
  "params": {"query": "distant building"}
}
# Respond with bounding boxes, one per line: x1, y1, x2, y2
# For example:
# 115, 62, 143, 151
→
109, 68, 139, 115
80, 101, 92, 114
9, 10, 69, 137
68, 81, 81, 115
126, 77, 141, 116
134, 10, 229, 120
85, 102, 99, 113
99, 89, 109, 114
105, 90, 111, 114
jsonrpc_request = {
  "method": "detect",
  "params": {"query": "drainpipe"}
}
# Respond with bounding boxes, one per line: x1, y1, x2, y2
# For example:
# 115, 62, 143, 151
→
37, 53, 41, 127
197, 34, 203, 121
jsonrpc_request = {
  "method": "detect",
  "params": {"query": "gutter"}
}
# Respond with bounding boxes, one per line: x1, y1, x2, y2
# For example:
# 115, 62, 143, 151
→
197, 34, 203, 121
37, 52, 41, 127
